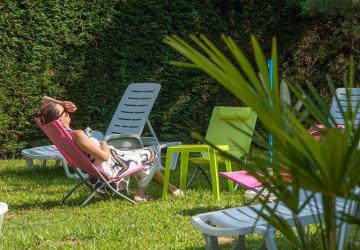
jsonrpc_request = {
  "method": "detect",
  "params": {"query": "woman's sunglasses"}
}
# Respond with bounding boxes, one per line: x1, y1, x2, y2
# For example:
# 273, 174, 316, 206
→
58, 108, 68, 119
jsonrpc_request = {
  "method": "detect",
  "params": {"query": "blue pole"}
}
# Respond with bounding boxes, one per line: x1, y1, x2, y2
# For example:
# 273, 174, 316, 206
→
267, 59, 273, 166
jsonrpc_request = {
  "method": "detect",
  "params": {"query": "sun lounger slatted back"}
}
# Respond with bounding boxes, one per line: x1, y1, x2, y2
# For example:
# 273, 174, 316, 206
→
330, 88, 360, 126
105, 83, 161, 136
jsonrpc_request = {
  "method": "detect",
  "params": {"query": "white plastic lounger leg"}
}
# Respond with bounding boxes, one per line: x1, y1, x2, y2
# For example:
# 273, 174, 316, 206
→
204, 233, 220, 250
264, 234, 277, 250
61, 160, 87, 179
54, 159, 61, 168
157, 142, 181, 170
62, 163, 78, 179
261, 228, 277, 250
204, 234, 246, 250
21, 145, 81, 178
157, 151, 180, 170
336, 197, 358, 250
233, 235, 246, 250
170, 152, 180, 170
25, 157, 34, 171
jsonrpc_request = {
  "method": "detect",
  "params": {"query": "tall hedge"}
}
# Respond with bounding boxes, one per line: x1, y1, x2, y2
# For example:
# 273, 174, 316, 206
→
0, 0, 359, 157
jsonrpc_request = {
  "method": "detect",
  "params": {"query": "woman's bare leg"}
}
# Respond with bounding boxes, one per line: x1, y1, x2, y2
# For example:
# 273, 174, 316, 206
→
134, 187, 145, 197
152, 169, 183, 195
133, 187, 152, 201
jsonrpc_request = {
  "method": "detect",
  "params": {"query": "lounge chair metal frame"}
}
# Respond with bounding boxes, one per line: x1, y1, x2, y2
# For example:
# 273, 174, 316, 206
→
35, 118, 144, 206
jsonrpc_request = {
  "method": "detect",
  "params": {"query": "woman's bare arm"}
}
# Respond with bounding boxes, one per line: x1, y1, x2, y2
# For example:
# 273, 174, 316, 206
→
42, 96, 62, 107
73, 130, 110, 161
42, 96, 77, 112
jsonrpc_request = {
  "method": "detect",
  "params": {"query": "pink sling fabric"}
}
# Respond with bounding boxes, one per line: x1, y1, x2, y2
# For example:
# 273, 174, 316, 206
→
220, 171, 262, 190
221, 124, 346, 189
308, 124, 345, 141
34, 117, 144, 181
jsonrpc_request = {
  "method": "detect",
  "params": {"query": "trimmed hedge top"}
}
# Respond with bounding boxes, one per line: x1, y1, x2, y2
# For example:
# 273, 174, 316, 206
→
0, 0, 359, 157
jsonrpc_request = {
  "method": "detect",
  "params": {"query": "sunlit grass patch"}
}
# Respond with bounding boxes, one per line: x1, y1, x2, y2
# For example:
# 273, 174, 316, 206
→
0, 159, 340, 249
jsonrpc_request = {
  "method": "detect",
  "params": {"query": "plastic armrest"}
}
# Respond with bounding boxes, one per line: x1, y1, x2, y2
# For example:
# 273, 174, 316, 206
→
104, 134, 143, 150
91, 130, 105, 141
191, 216, 242, 237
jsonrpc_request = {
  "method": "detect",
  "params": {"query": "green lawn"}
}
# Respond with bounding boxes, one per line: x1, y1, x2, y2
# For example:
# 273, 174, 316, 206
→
0, 159, 294, 249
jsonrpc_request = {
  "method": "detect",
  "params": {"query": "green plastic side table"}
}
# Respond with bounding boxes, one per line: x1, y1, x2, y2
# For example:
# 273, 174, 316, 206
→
162, 144, 233, 201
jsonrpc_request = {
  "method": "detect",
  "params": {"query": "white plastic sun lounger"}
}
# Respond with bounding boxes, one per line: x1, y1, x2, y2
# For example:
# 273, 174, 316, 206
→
103, 83, 181, 170
192, 189, 358, 250
21, 145, 75, 178
330, 88, 360, 127
22, 83, 180, 178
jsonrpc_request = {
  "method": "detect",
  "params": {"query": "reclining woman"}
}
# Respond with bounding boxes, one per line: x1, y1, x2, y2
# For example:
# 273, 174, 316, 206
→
40, 96, 183, 202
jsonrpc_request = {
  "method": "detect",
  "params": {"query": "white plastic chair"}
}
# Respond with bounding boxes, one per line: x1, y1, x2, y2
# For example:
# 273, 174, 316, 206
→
191, 189, 358, 250
0, 202, 8, 236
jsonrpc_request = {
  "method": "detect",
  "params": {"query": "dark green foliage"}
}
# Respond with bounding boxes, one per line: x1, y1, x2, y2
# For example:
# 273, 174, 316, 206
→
299, 0, 360, 17
0, 0, 359, 157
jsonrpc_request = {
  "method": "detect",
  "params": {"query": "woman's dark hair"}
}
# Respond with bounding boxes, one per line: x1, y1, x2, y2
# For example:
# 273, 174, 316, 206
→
39, 102, 61, 124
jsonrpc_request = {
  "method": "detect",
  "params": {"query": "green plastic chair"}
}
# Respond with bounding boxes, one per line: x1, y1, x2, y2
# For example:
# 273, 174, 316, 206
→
162, 106, 257, 200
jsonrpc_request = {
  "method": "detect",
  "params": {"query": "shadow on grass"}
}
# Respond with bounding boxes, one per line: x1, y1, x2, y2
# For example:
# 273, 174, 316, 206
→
10, 200, 71, 210
0, 165, 75, 183
179, 204, 237, 217
168, 166, 238, 193
1, 166, 138, 210
9, 191, 135, 210
182, 234, 267, 250
183, 246, 209, 250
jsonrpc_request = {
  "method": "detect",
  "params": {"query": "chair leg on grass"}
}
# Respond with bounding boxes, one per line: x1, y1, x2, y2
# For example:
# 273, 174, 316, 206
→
54, 159, 60, 168
112, 187, 137, 205
233, 235, 246, 250
263, 229, 277, 250
81, 183, 106, 207
245, 187, 267, 205
258, 240, 267, 250
61, 169, 97, 205
204, 234, 220, 250
61, 178, 89, 204
62, 168, 137, 206
97, 174, 137, 205
187, 166, 212, 188
62, 161, 80, 179
25, 158, 34, 171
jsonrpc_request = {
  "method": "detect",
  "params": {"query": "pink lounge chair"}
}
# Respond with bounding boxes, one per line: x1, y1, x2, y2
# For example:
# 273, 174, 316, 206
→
34, 117, 144, 206
220, 171, 271, 204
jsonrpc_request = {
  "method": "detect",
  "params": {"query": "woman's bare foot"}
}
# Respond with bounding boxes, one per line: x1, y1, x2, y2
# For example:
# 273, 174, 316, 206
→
134, 187, 152, 202
134, 195, 152, 202
171, 189, 184, 196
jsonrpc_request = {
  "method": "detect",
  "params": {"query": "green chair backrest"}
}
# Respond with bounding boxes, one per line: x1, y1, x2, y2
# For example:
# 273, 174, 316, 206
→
204, 106, 257, 159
